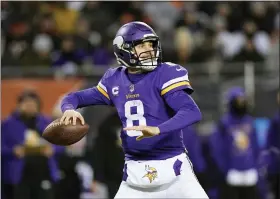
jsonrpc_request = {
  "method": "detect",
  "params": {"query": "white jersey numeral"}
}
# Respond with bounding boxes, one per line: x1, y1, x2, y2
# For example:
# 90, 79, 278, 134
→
124, 100, 147, 137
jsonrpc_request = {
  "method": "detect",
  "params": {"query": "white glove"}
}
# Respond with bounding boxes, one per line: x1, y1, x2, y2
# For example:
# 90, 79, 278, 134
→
60, 110, 85, 125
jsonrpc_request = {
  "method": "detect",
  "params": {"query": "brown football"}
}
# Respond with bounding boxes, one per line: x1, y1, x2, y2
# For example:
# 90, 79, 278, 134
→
43, 118, 89, 146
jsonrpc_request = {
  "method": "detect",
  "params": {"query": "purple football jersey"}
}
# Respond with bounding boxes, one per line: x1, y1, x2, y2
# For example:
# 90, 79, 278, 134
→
97, 62, 193, 160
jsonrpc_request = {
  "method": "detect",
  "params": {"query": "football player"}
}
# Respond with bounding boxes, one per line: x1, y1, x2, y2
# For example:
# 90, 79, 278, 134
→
60, 21, 208, 198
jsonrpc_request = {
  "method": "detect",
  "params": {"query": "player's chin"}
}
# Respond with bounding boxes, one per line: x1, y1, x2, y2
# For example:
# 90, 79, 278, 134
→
139, 59, 158, 71
140, 65, 157, 71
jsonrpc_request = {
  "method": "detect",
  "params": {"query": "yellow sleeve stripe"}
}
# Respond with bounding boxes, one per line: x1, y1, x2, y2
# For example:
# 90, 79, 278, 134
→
161, 81, 190, 95
97, 85, 110, 100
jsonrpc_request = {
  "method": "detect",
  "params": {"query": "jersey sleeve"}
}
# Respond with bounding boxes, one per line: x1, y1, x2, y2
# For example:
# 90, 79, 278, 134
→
61, 69, 114, 112
96, 69, 113, 103
159, 63, 193, 96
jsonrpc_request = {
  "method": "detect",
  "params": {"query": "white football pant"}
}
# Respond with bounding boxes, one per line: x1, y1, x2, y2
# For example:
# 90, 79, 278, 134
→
114, 153, 209, 198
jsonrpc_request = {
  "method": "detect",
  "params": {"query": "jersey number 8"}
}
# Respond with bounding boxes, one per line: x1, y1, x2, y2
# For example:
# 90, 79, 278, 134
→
124, 100, 147, 137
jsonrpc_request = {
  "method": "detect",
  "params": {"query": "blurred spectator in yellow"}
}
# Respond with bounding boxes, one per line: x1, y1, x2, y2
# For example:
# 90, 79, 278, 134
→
174, 27, 194, 65
52, 2, 79, 35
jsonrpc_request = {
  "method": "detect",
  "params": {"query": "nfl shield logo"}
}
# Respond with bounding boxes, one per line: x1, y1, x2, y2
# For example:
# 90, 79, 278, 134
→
129, 85, 134, 93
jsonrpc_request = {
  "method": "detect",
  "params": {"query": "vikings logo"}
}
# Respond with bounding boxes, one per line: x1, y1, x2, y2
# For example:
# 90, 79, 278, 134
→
143, 165, 157, 183
234, 131, 249, 151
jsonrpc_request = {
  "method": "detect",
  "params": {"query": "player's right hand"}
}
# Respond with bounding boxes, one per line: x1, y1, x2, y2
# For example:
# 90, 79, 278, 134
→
123, 126, 160, 141
60, 110, 85, 125
13, 145, 25, 158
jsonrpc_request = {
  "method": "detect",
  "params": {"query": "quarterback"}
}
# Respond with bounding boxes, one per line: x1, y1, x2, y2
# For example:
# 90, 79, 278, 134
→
60, 21, 208, 198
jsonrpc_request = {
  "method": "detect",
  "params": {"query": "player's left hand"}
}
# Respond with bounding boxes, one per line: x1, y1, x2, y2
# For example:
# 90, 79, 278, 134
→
123, 126, 160, 141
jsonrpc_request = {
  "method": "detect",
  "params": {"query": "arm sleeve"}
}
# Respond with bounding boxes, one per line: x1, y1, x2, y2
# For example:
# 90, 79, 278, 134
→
1, 121, 14, 157
61, 70, 113, 112
157, 90, 202, 134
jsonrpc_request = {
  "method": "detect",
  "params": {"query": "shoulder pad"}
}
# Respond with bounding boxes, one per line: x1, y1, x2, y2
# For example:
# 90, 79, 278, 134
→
157, 62, 193, 95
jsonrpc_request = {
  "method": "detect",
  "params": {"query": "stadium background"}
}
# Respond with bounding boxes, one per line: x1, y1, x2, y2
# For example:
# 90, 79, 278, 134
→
1, 1, 279, 199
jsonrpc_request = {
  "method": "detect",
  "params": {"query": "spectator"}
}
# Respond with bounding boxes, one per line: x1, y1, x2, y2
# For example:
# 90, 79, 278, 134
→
91, 39, 115, 67
51, 36, 87, 76
1, 90, 64, 199
188, 27, 218, 63
249, 2, 276, 35
81, 2, 113, 37
213, 3, 238, 60
12, 33, 53, 67
175, 10, 204, 42
1, 19, 31, 66
35, 13, 60, 50
52, 2, 79, 35
231, 36, 265, 63
74, 17, 93, 54
209, 87, 260, 199
144, 2, 181, 34
174, 27, 194, 64
225, 20, 270, 62
31, 34, 53, 66
214, 16, 235, 59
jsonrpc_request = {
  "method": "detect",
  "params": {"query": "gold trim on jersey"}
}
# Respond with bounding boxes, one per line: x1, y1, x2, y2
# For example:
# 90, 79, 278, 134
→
161, 81, 190, 95
161, 74, 189, 90
97, 85, 110, 100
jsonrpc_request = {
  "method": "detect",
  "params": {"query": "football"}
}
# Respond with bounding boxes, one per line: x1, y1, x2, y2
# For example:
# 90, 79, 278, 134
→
43, 118, 89, 146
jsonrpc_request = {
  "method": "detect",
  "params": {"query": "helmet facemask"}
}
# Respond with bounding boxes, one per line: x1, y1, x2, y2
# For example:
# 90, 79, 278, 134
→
113, 36, 162, 71
131, 38, 161, 71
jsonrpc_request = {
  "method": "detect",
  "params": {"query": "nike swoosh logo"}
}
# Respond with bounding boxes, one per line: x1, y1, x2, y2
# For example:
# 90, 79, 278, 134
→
176, 67, 184, 71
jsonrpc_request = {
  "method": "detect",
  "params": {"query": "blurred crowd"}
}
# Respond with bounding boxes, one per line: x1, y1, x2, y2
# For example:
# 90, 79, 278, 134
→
1, 1, 279, 75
